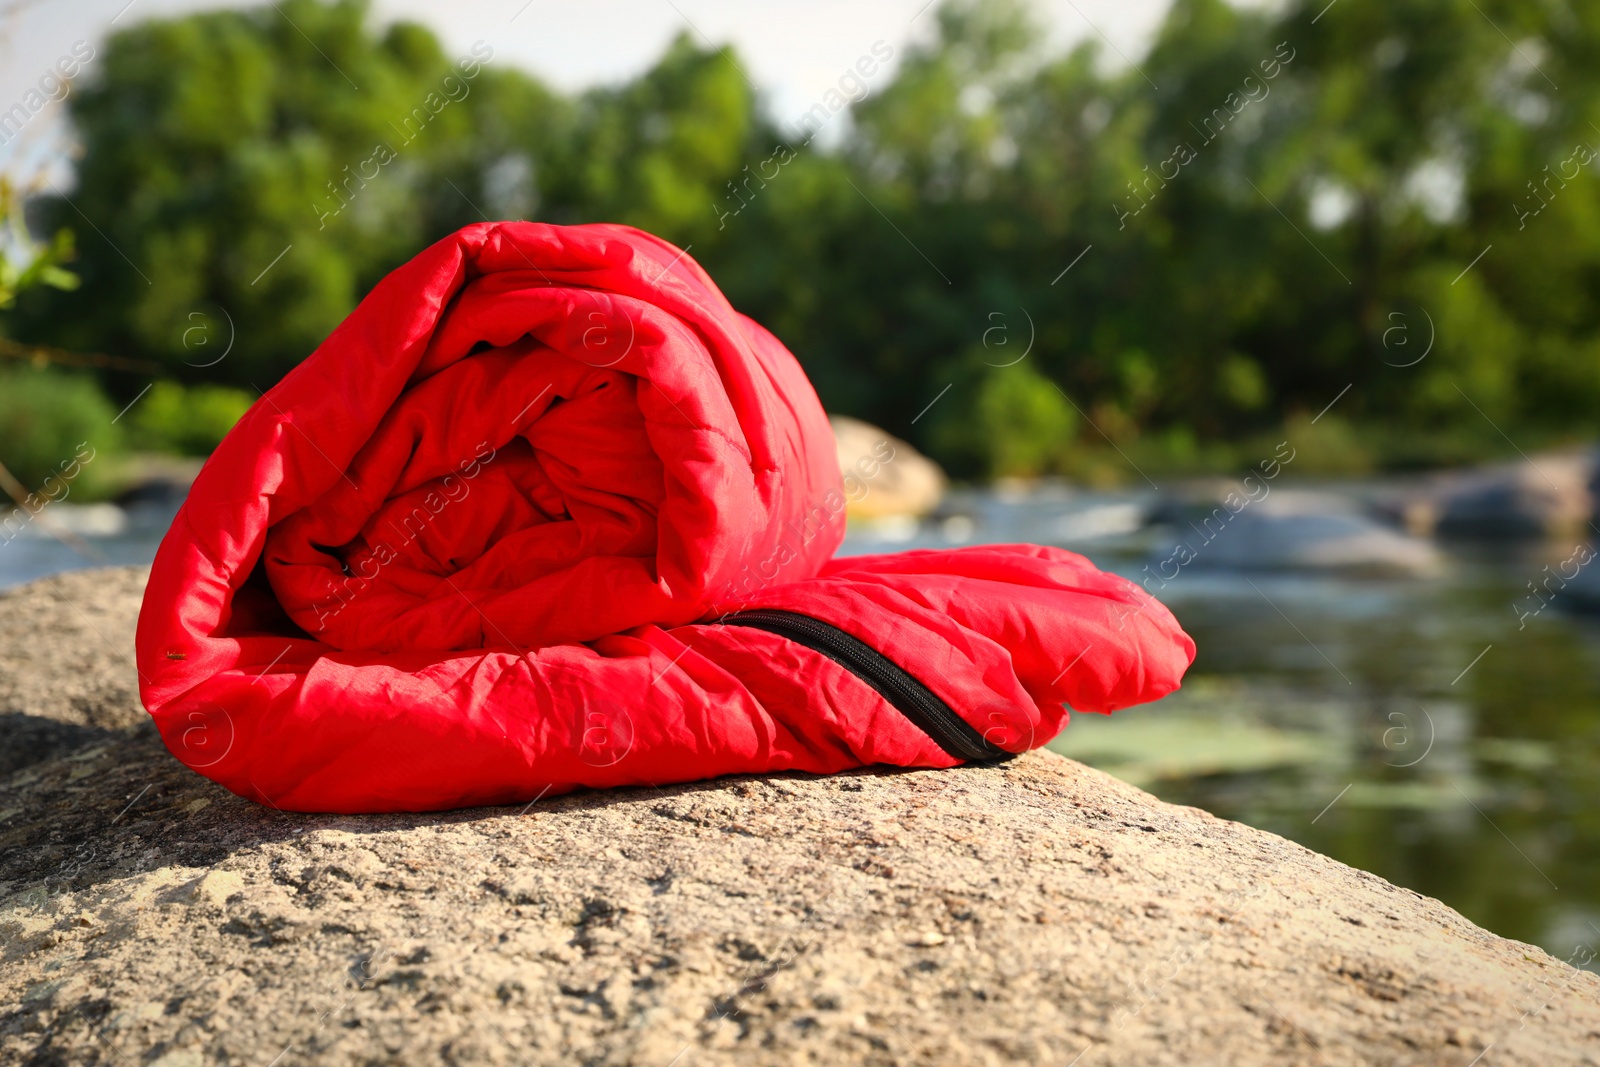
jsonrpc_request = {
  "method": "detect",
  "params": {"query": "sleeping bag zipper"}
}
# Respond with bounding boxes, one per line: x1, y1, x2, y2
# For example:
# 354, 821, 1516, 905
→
718, 609, 1012, 764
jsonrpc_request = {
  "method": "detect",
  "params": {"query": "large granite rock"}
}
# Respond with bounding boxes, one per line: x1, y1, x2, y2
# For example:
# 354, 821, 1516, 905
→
1152, 489, 1442, 577
831, 415, 946, 521
1413, 452, 1595, 541
0, 566, 147, 776
3, 569, 1598, 1066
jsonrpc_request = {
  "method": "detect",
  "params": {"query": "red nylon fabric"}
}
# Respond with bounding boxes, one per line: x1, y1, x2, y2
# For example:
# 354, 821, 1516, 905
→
135, 222, 1194, 813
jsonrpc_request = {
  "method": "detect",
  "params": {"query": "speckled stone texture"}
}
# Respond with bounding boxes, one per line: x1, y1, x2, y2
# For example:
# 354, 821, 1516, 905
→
2, 567, 1597, 1066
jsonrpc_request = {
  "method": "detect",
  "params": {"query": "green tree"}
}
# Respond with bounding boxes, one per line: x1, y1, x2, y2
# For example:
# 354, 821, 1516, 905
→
15, 0, 1600, 477
543, 32, 759, 243
16, 0, 565, 387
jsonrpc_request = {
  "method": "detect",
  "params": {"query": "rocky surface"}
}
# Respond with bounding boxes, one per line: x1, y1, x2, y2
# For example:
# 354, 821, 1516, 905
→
1156, 490, 1442, 577
3, 568, 1600, 1066
1409, 451, 1595, 541
831, 415, 946, 520
0, 566, 147, 777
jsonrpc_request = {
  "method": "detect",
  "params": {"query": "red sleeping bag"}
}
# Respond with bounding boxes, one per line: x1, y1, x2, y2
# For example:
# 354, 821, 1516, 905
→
136, 222, 1194, 813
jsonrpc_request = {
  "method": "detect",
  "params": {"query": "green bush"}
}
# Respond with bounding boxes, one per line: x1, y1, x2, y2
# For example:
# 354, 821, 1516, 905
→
129, 381, 256, 456
930, 360, 1080, 480
1267, 414, 1375, 477
977, 363, 1078, 478
0, 366, 122, 500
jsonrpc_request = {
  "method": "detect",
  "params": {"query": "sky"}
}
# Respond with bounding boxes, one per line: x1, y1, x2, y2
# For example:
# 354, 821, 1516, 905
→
0, 0, 1174, 182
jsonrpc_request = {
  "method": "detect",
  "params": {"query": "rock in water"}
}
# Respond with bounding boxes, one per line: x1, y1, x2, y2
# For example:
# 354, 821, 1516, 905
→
830, 414, 945, 520
3, 568, 1598, 1066
1417, 452, 1595, 541
1152, 489, 1441, 577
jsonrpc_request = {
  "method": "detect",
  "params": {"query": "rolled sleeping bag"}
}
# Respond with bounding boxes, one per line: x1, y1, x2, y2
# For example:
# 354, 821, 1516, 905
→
136, 222, 1195, 813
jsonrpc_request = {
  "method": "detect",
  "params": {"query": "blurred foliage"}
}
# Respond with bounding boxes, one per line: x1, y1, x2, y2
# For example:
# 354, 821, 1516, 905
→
128, 381, 256, 456
0, 178, 77, 310
8, 0, 1600, 479
933, 360, 1078, 477
0, 366, 120, 499
0, 180, 98, 498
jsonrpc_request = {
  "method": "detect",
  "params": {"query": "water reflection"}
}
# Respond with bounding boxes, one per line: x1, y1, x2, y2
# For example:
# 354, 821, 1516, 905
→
1056, 547, 1600, 969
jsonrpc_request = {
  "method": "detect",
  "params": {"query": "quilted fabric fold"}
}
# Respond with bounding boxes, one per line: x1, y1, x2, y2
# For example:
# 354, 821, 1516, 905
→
136, 221, 1194, 813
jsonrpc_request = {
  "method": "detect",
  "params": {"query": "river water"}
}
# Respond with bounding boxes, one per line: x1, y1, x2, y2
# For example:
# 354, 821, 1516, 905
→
6, 486, 1597, 967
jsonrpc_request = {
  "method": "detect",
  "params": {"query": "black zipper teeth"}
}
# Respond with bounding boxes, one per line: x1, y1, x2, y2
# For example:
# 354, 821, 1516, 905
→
718, 609, 1011, 763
